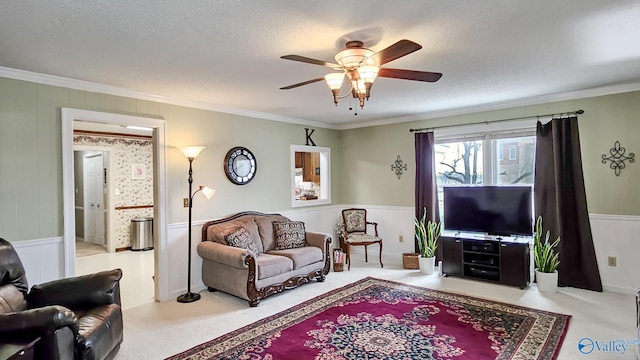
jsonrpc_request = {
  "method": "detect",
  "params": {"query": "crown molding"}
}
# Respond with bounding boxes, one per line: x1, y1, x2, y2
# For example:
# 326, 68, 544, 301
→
2, 66, 639, 131
337, 82, 640, 130
0, 66, 339, 130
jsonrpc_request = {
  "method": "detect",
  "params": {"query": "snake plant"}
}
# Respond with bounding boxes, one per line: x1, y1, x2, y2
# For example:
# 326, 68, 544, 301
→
415, 207, 441, 258
533, 215, 560, 273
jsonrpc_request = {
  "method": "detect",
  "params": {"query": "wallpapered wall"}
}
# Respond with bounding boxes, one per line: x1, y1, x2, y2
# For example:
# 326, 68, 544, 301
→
74, 132, 154, 249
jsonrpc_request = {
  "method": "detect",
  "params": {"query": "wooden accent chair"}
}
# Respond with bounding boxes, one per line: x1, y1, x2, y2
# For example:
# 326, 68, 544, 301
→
341, 208, 383, 270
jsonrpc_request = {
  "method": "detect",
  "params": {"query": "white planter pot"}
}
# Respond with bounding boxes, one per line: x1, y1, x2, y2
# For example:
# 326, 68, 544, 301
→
419, 256, 436, 275
535, 270, 558, 292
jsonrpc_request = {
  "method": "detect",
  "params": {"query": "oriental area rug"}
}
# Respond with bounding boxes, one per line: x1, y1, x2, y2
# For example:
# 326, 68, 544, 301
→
166, 277, 570, 360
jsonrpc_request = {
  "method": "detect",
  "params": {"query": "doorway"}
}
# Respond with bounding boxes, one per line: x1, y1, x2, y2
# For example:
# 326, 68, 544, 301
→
83, 152, 105, 246
62, 108, 170, 302
74, 149, 110, 256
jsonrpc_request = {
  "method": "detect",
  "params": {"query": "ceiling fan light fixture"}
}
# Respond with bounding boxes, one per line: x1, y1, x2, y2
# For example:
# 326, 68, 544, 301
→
280, 39, 441, 114
335, 48, 374, 68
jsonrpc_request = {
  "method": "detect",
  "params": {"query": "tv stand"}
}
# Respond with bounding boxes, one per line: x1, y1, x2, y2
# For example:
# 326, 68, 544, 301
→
441, 234, 530, 289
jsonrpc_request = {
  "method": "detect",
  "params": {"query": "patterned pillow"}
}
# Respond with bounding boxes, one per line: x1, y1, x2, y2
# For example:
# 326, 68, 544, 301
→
225, 227, 260, 254
272, 221, 307, 250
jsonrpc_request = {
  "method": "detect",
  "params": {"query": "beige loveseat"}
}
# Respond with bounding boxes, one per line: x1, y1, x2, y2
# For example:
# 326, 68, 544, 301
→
198, 211, 331, 306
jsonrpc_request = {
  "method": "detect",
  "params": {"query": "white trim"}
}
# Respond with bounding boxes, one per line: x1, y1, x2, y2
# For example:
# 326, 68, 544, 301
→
337, 82, 640, 130
10, 236, 63, 249
603, 284, 638, 295
589, 213, 640, 222
62, 108, 170, 302
0, 67, 334, 130
3, 66, 640, 131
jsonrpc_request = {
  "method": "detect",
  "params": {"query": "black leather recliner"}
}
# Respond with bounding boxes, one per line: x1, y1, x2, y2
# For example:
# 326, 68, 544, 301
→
0, 238, 123, 360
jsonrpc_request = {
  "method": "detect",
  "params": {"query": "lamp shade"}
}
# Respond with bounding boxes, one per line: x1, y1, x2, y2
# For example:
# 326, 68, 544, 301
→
178, 146, 206, 159
324, 72, 345, 90
199, 186, 216, 200
358, 65, 379, 84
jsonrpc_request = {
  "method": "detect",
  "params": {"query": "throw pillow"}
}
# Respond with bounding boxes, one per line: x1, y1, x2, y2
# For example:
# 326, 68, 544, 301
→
272, 221, 307, 250
225, 227, 260, 254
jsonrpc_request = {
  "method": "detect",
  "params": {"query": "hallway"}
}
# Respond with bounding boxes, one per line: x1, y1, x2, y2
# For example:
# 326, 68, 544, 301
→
76, 250, 155, 310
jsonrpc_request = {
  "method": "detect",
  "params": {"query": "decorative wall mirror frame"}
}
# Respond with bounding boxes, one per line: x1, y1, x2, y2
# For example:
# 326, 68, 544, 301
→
290, 145, 331, 207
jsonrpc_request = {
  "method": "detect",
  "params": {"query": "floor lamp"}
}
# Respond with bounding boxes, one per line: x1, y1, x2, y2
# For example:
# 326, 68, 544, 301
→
177, 146, 215, 303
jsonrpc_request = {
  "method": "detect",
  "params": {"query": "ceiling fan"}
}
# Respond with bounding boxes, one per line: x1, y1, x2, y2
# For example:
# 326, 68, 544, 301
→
280, 39, 442, 111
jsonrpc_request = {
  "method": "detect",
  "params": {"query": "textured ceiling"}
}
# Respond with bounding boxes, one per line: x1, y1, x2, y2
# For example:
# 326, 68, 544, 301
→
2, 1, 640, 128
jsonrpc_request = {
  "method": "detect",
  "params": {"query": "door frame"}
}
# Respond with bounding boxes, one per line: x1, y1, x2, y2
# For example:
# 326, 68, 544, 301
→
62, 108, 169, 301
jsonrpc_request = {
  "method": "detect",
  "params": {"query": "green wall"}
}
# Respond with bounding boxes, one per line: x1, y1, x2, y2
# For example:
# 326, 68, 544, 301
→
340, 91, 640, 215
1, 75, 639, 242
0, 77, 341, 241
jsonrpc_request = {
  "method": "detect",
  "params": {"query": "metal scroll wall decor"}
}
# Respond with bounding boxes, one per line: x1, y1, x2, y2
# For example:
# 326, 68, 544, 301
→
601, 141, 634, 176
391, 155, 408, 179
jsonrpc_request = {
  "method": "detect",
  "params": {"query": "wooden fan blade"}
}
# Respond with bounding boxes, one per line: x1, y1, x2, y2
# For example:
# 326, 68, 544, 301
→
281, 55, 341, 69
378, 68, 442, 82
280, 78, 325, 90
369, 39, 422, 65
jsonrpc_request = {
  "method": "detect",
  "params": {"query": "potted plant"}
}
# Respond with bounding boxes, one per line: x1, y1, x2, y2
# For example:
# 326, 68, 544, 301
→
415, 207, 441, 274
533, 215, 560, 292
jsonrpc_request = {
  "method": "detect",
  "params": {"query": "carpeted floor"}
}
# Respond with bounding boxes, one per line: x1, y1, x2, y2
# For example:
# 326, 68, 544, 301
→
166, 277, 570, 360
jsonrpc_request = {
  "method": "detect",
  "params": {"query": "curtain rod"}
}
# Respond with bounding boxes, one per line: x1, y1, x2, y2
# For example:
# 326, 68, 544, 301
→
409, 109, 584, 133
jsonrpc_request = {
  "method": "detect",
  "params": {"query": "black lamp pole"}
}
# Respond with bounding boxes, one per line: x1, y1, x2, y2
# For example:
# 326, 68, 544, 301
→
177, 156, 201, 303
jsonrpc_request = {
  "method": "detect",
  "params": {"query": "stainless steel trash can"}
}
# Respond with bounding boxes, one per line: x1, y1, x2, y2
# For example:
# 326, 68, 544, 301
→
131, 217, 153, 251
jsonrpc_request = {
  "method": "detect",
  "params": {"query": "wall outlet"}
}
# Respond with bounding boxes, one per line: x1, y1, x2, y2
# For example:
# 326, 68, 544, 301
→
399, 235, 403, 243
608, 256, 617, 267
183, 198, 189, 207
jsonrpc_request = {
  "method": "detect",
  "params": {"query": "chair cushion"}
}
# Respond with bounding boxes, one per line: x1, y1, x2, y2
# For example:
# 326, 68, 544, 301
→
255, 254, 293, 280
273, 221, 307, 250
343, 210, 366, 232
346, 234, 381, 243
267, 247, 323, 270
225, 228, 260, 254
75, 303, 123, 360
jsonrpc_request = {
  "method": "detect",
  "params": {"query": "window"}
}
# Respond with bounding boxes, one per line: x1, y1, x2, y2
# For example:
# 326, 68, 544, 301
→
496, 137, 535, 185
433, 120, 536, 222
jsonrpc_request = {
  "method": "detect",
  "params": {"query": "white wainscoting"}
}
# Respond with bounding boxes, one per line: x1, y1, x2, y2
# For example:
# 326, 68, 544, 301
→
590, 214, 640, 294
11, 237, 64, 286
14, 210, 640, 300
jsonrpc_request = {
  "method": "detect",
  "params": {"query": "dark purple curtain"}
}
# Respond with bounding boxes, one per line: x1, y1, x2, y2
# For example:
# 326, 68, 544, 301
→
415, 132, 441, 259
534, 117, 602, 291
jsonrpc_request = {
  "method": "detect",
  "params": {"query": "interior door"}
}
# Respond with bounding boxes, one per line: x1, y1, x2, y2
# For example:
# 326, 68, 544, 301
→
83, 153, 106, 245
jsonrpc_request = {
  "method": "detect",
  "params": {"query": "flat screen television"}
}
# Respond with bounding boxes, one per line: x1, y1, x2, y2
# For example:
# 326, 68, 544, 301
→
443, 186, 533, 236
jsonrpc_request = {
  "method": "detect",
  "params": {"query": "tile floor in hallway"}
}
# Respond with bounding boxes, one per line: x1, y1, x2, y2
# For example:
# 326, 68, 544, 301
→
97, 254, 639, 360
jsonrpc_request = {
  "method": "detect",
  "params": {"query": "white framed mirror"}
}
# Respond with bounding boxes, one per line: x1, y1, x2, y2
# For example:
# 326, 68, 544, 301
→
290, 145, 331, 207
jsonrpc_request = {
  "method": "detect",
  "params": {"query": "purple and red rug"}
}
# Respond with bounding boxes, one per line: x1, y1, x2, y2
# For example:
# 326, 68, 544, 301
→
167, 277, 570, 360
